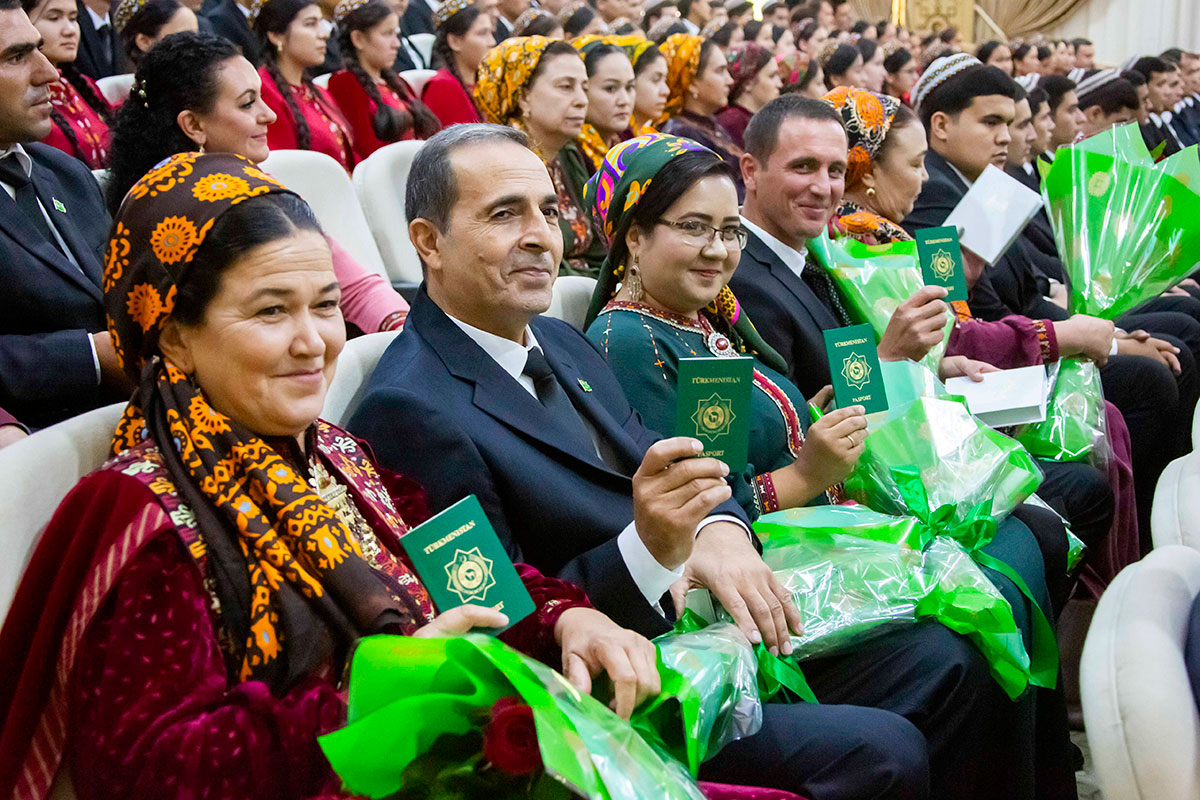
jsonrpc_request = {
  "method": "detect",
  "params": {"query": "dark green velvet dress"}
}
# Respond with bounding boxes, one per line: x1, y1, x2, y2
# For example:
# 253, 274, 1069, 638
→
586, 300, 833, 519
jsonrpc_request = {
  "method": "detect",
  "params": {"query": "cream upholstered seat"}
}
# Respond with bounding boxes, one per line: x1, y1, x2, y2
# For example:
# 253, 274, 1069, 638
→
0, 402, 124, 620
352, 140, 425, 285
324, 331, 401, 426
96, 73, 134, 106
1080, 545, 1200, 800
1152, 450, 1200, 550
259, 148, 391, 283
398, 68, 437, 95
545, 276, 598, 330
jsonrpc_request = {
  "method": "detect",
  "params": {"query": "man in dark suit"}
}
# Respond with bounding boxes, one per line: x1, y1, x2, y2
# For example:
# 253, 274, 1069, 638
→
346, 123, 1041, 800
0, 1, 130, 428
1131, 56, 1187, 156
399, 0, 433, 35
204, 0, 261, 64
73, 0, 119, 79
906, 55, 1199, 546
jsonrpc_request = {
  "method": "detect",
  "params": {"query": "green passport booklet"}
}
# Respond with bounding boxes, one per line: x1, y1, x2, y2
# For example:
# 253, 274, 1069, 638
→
400, 495, 534, 635
674, 356, 754, 472
823, 323, 888, 414
916, 225, 968, 303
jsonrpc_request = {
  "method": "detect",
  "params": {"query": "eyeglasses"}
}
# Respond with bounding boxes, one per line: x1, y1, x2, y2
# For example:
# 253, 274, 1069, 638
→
657, 217, 749, 248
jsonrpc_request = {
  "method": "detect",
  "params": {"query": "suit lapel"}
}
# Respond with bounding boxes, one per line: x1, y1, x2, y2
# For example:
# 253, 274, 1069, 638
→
30, 160, 103, 291
0, 169, 101, 302
410, 290, 625, 478
744, 231, 836, 334
536, 322, 638, 477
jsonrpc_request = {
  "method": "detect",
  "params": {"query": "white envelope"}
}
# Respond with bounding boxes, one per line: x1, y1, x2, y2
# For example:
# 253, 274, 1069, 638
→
944, 164, 1044, 265
945, 364, 1049, 427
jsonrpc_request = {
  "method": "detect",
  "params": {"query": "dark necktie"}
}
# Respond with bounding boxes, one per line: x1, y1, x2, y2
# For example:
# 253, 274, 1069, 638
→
802, 257, 852, 326
96, 23, 113, 68
0, 155, 65, 256
522, 347, 598, 460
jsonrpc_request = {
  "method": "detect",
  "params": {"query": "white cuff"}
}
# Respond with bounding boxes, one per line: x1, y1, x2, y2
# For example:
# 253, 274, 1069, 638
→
88, 333, 101, 385
1109, 337, 1120, 357
617, 521, 685, 607
698, 514, 752, 540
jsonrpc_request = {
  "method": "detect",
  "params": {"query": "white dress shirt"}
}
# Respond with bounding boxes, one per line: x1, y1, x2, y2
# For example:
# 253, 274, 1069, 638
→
84, 4, 109, 30
741, 215, 808, 281
0, 144, 100, 382
446, 313, 747, 608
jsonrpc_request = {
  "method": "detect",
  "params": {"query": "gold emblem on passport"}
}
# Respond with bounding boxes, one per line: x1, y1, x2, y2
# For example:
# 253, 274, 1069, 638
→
930, 248, 955, 280
692, 392, 736, 442
445, 546, 496, 603
841, 352, 872, 390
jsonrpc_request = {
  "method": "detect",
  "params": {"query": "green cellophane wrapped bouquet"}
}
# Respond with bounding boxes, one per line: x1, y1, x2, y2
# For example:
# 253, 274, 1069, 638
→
1041, 123, 1200, 319
319, 633, 766, 799
809, 232, 952, 375
1014, 358, 1110, 467
753, 505, 1035, 699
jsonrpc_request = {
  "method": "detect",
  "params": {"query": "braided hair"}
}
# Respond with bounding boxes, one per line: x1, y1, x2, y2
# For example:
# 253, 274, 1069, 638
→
255, 0, 321, 150
106, 32, 242, 211
338, 0, 440, 140
432, 3, 484, 100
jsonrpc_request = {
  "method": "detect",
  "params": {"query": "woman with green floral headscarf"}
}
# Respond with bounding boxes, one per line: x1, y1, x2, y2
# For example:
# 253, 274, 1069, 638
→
582, 134, 869, 518
475, 35, 607, 276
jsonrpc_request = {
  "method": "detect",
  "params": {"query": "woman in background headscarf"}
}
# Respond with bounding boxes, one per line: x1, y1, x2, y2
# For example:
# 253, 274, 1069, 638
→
626, 36, 669, 134
657, 33, 744, 196
475, 36, 606, 276
823, 86, 1138, 603
716, 42, 781, 149
572, 35, 637, 172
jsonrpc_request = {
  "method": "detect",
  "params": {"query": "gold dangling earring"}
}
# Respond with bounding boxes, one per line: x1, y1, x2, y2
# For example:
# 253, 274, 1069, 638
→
866, 187, 876, 197
627, 257, 643, 303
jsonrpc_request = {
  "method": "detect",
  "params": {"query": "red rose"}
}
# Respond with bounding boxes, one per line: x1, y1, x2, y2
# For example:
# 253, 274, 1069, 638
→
483, 696, 543, 775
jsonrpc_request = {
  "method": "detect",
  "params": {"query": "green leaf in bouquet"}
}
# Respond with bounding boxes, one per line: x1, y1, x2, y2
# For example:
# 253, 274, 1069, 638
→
808, 232, 952, 375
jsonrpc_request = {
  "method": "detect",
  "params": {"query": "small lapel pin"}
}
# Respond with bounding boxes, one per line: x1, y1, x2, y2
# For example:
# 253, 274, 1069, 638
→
577, 378, 593, 392
52, 198, 66, 213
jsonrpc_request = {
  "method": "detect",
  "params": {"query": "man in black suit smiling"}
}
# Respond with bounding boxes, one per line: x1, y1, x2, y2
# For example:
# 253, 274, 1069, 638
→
0, 0, 130, 427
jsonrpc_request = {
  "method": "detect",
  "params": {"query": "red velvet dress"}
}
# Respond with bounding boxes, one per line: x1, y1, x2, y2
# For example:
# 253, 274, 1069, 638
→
259, 68, 357, 172
41, 72, 112, 170
421, 68, 481, 127
326, 70, 424, 159
0, 422, 589, 800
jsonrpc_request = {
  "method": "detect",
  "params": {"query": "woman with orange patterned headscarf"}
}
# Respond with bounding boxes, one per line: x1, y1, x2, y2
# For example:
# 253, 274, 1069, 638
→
0, 152, 672, 800
657, 33, 745, 197
475, 36, 607, 276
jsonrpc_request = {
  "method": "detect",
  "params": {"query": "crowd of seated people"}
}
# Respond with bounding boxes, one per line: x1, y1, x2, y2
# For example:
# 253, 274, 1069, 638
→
1, 0, 1200, 797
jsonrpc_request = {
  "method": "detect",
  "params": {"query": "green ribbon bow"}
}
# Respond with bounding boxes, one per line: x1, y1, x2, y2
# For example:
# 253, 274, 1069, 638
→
891, 466, 1059, 692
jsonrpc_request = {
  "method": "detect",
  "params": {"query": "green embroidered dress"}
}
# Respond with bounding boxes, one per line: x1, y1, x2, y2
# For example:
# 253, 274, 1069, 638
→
587, 300, 833, 519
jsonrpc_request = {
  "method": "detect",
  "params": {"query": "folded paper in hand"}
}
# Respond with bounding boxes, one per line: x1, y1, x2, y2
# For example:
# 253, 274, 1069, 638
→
944, 164, 1043, 265
946, 364, 1049, 427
